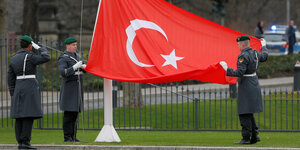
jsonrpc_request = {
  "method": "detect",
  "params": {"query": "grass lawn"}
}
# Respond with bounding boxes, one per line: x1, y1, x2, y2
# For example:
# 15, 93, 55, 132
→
0, 128, 300, 148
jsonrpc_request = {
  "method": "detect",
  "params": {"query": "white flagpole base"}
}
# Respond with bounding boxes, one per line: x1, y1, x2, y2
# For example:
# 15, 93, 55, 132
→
94, 125, 121, 142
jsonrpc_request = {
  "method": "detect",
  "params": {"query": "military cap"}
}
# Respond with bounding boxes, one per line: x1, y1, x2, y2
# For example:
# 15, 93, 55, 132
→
20, 35, 33, 43
236, 35, 250, 42
64, 37, 77, 44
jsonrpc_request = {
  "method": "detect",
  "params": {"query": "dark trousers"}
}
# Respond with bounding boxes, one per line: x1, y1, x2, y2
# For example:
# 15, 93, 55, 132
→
239, 113, 258, 139
15, 118, 34, 144
288, 43, 294, 54
63, 111, 79, 140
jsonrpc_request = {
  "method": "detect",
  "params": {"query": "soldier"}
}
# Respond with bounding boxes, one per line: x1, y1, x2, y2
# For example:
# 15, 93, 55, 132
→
57, 37, 86, 142
7, 35, 50, 149
219, 36, 268, 144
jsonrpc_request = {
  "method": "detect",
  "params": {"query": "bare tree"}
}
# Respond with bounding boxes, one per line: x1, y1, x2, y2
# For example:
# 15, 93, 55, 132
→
57, 0, 98, 33
0, 0, 7, 34
123, 82, 143, 107
0, 0, 8, 90
55, 0, 98, 47
21, 0, 39, 36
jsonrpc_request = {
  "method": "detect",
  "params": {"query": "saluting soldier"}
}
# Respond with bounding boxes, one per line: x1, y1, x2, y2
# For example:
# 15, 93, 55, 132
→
57, 37, 86, 142
219, 36, 268, 144
8, 35, 50, 149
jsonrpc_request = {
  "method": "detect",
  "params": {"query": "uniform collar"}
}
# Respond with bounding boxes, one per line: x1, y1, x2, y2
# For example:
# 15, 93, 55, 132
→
64, 51, 78, 59
241, 47, 252, 52
17, 49, 30, 54
64, 51, 76, 56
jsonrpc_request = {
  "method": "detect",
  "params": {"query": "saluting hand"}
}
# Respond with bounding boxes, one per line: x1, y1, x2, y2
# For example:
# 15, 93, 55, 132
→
260, 38, 266, 47
219, 61, 228, 71
31, 41, 41, 49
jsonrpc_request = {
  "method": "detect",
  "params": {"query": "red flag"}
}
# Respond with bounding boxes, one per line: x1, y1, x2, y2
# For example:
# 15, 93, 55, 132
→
85, 0, 262, 84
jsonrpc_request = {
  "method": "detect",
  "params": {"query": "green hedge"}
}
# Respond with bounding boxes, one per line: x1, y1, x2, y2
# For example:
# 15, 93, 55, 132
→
257, 53, 300, 78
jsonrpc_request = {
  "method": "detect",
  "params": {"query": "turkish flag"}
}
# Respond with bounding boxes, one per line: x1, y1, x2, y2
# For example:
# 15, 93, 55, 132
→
85, 0, 262, 84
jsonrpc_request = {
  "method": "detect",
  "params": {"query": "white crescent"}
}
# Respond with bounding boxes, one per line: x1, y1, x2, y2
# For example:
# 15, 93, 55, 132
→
126, 19, 168, 67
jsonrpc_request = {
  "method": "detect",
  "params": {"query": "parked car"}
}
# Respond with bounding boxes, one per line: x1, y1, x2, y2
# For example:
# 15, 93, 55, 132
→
264, 25, 300, 55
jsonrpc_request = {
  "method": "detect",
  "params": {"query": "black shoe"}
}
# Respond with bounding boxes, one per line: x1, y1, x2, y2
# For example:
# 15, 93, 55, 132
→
234, 139, 251, 144
256, 135, 261, 142
74, 138, 81, 142
251, 135, 261, 144
18, 144, 23, 149
64, 136, 74, 142
64, 139, 74, 142
18, 143, 37, 149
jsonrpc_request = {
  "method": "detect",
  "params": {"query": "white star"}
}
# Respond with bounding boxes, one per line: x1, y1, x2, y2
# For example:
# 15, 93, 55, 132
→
161, 49, 184, 69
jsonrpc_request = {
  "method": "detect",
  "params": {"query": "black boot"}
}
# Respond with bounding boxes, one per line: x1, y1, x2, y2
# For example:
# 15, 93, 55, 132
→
256, 135, 261, 142
17, 141, 22, 149
234, 137, 251, 144
64, 135, 74, 142
72, 132, 82, 142
18, 141, 37, 149
72, 126, 81, 142
250, 130, 261, 144
74, 137, 81, 142
251, 134, 261, 144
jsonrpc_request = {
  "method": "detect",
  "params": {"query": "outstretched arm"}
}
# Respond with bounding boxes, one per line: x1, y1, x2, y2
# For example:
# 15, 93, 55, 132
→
258, 39, 268, 62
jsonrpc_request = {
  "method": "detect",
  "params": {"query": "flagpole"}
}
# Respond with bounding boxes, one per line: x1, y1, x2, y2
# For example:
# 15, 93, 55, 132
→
92, 0, 120, 142
95, 78, 121, 142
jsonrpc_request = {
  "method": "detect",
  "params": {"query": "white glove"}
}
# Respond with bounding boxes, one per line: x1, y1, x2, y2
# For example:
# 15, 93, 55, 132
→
260, 38, 266, 47
219, 61, 228, 71
72, 61, 82, 71
31, 41, 41, 49
81, 64, 86, 69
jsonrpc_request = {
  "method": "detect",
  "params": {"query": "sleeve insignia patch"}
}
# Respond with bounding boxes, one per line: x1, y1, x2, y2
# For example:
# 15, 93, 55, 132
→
239, 58, 244, 63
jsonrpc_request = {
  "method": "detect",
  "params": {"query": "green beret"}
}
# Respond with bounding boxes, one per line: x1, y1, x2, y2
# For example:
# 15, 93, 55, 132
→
20, 35, 33, 43
236, 35, 250, 42
64, 37, 77, 44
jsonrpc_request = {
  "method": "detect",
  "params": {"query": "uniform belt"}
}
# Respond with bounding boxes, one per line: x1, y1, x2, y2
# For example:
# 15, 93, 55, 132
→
16, 75, 36, 79
74, 71, 83, 75
243, 72, 256, 77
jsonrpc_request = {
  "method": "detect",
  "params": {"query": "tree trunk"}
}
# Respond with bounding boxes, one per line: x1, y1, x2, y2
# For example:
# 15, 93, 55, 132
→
21, 0, 39, 37
123, 82, 144, 107
0, 0, 7, 33
0, 0, 8, 91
